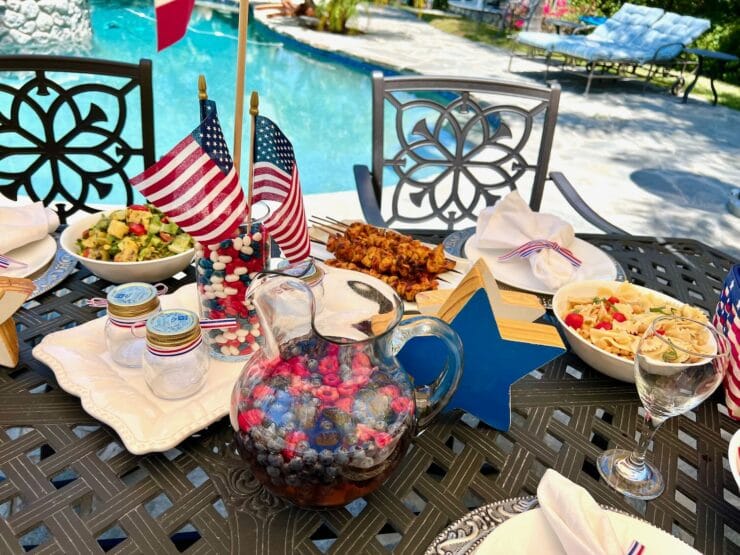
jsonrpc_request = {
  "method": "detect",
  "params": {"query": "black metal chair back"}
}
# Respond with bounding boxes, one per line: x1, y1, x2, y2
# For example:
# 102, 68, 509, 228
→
0, 55, 155, 223
363, 72, 559, 231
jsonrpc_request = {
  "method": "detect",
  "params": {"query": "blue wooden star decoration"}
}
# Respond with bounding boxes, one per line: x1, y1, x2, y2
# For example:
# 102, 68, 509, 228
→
398, 260, 566, 431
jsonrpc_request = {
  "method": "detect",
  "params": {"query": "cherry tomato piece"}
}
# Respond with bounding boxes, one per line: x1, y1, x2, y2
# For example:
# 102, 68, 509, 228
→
594, 321, 613, 330
128, 204, 148, 211
612, 312, 626, 322
607, 296, 620, 305
656, 329, 666, 335
128, 223, 147, 236
161, 216, 169, 223
564, 313, 584, 329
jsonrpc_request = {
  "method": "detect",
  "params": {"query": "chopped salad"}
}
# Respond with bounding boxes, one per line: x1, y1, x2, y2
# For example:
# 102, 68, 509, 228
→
77, 205, 193, 262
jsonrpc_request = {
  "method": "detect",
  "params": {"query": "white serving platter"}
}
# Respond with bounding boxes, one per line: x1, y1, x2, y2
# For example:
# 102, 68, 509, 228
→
32, 283, 243, 454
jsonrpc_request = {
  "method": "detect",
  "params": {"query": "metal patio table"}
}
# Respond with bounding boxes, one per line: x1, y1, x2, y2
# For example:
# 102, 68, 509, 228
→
2, 233, 739, 554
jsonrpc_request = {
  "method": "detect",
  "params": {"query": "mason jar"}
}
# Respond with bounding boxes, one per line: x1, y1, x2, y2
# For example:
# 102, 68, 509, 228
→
143, 309, 209, 400
105, 282, 161, 367
194, 217, 269, 362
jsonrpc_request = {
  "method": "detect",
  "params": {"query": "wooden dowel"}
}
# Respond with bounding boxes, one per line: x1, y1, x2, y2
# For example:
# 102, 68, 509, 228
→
232, 0, 251, 173
246, 91, 259, 229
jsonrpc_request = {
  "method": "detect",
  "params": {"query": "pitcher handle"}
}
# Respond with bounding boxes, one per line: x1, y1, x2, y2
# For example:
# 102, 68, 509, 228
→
391, 316, 463, 429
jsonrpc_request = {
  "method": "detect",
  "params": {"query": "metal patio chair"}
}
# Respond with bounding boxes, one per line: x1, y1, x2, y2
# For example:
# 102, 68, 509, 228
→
0, 55, 155, 223
353, 72, 625, 234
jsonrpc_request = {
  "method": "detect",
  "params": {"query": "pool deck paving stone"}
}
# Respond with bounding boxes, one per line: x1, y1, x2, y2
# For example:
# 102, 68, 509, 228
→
254, 3, 740, 259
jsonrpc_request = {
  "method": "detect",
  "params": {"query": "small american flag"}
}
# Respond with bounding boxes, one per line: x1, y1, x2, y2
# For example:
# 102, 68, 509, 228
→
252, 115, 310, 263
155, 0, 195, 51
130, 99, 247, 246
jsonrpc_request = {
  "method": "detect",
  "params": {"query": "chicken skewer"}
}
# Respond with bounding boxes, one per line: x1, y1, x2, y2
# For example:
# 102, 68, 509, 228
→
324, 259, 439, 301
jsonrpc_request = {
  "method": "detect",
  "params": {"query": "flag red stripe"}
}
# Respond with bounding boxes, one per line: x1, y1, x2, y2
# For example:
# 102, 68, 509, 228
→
167, 170, 244, 231
262, 167, 310, 261
155, 0, 195, 51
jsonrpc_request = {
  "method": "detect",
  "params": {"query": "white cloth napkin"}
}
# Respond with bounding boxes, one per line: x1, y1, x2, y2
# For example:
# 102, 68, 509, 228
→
537, 469, 622, 555
0, 202, 59, 254
476, 191, 576, 290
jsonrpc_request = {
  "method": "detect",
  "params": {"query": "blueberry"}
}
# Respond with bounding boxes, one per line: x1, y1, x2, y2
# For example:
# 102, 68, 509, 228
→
288, 457, 303, 472
266, 466, 280, 478
267, 438, 285, 453
306, 359, 318, 371
286, 475, 301, 487
319, 449, 334, 465
334, 449, 349, 465
257, 453, 268, 465
303, 448, 318, 465
325, 466, 339, 479
267, 453, 284, 467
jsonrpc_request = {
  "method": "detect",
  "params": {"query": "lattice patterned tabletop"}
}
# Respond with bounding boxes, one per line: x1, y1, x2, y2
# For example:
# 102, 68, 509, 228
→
1, 235, 738, 554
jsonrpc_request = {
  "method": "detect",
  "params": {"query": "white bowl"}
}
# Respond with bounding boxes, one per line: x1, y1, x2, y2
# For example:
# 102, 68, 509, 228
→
552, 280, 686, 383
60, 211, 194, 284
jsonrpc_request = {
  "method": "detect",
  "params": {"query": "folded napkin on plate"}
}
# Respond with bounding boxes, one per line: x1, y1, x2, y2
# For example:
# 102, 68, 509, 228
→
476, 191, 577, 290
0, 202, 59, 254
537, 469, 622, 555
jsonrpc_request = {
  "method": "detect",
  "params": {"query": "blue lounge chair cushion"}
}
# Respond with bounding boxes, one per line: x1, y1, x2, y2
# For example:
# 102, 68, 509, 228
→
631, 12, 710, 60
515, 3, 664, 53
587, 3, 664, 44
516, 31, 563, 51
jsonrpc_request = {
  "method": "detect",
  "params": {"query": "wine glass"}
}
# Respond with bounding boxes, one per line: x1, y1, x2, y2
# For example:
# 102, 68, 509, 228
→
597, 315, 729, 500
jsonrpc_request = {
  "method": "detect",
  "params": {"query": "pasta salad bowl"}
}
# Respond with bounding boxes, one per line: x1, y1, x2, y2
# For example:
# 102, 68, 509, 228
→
552, 280, 707, 382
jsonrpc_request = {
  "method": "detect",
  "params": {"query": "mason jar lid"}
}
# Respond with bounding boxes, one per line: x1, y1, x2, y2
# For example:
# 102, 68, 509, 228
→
107, 282, 160, 318
146, 309, 200, 347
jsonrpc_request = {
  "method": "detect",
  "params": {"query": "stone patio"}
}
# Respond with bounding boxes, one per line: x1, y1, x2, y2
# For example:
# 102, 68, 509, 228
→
254, 3, 740, 259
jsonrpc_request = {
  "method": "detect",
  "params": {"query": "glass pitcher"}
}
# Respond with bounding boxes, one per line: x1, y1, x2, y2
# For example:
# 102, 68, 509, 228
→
230, 265, 463, 508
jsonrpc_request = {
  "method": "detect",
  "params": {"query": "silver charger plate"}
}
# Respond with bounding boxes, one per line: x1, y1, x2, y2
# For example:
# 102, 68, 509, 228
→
442, 228, 627, 309
425, 496, 540, 555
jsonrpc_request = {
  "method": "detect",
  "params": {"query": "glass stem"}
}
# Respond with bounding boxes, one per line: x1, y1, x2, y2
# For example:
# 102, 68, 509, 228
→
628, 411, 665, 468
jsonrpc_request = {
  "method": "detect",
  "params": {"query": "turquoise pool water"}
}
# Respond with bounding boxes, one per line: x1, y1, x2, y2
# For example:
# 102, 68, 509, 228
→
4, 0, 382, 201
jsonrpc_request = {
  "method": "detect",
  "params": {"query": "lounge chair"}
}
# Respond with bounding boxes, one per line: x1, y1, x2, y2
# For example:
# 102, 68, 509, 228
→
448, 0, 541, 30
510, 4, 710, 94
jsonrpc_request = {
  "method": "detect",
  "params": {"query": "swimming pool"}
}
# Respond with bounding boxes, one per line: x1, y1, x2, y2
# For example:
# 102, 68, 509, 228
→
3, 0, 386, 201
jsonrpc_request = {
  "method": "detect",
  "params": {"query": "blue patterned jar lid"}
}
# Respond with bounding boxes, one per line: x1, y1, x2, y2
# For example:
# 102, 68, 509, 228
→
106, 282, 159, 318
146, 309, 200, 347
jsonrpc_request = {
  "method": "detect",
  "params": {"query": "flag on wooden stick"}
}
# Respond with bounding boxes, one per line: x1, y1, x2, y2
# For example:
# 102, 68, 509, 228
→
130, 99, 247, 246
155, 0, 195, 51
252, 116, 310, 262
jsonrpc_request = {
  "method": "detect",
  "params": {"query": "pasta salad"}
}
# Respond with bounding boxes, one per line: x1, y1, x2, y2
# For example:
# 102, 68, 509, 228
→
560, 283, 710, 362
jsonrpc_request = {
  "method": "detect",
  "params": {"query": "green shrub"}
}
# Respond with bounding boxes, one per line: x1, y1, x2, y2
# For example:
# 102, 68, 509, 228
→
315, 0, 363, 32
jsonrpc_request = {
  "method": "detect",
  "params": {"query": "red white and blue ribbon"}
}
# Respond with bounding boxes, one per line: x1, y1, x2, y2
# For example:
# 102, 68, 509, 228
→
627, 540, 645, 555
0, 253, 27, 269
200, 318, 239, 330
108, 316, 148, 330
497, 240, 582, 267
147, 335, 203, 357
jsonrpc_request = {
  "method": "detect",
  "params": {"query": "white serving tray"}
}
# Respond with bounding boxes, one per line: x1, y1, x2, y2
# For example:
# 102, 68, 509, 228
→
32, 283, 244, 454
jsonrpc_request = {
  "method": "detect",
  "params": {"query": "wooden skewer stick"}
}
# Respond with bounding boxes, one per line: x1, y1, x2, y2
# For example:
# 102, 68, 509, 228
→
310, 238, 328, 246
245, 92, 259, 230
308, 219, 345, 235
232, 0, 251, 173
322, 215, 349, 227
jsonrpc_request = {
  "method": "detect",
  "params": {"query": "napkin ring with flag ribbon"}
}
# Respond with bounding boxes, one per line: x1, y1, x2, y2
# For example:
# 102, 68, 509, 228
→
498, 239, 583, 267
713, 264, 740, 420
